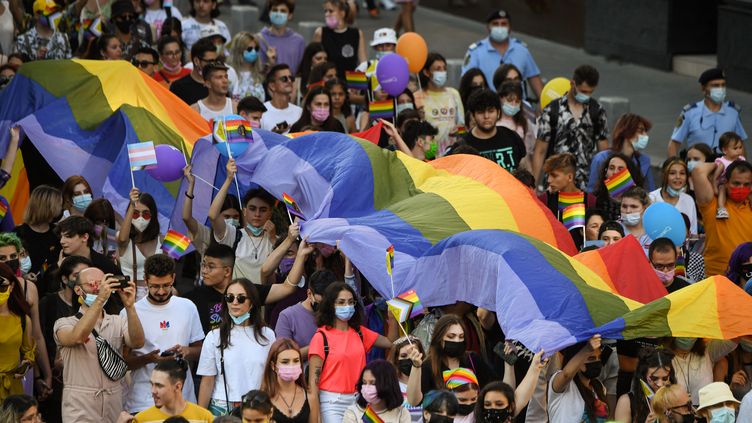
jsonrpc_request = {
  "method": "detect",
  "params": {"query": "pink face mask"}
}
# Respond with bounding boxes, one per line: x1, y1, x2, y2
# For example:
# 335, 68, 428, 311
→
311, 107, 330, 123
325, 15, 339, 29
360, 384, 379, 404
249, 119, 261, 129
276, 364, 302, 382
654, 268, 675, 285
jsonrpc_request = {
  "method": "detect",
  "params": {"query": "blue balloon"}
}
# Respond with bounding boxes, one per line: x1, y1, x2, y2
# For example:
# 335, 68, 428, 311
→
642, 202, 686, 246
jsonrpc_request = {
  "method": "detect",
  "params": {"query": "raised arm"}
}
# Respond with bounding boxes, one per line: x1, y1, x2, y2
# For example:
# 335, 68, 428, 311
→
181, 164, 200, 237
118, 278, 144, 348
381, 119, 414, 157
691, 162, 717, 207
55, 278, 117, 346
406, 344, 424, 406
208, 159, 236, 241
260, 221, 299, 282
513, 350, 546, 416
551, 335, 600, 394
265, 236, 313, 304
1, 127, 20, 185
118, 188, 139, 251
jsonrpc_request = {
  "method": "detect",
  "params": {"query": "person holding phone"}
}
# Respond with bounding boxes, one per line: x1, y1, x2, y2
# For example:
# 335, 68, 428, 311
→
0, 262, 35, 402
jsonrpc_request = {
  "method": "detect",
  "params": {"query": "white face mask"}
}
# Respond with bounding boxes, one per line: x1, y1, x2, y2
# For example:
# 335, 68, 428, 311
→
431, 71, 447, 87
132, 216, 150, 232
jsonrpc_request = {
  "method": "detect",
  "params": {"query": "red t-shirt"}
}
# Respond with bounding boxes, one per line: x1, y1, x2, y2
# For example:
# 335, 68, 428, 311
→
308, 325, 378, 394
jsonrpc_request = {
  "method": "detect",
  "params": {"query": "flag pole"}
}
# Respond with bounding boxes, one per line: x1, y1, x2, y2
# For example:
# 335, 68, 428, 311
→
191, 173, 220, 191
223, 116, 243, 202
396, 320, 413, 345
130, 166, 135, 188
286, 208, 294, 224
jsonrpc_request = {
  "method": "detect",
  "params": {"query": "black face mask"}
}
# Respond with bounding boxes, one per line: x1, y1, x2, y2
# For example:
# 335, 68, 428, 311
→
582, 361, 603, 379
482, 408, 512, 423
442, 340, 466, 358
5, 259, 19, 273
457, 402, 475, 416
115, 19, 133, 33
428, 414, 454, 423
311, 299, 319, 312
676, 413, 695, 423
398, 359, 413, 376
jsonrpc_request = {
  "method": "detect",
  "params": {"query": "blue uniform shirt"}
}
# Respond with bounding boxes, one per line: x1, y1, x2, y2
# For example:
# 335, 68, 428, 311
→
462, 37, 540, 91
670, 100, 747, 151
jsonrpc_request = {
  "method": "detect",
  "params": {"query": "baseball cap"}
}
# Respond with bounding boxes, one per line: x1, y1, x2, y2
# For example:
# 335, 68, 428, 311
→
486, 9, 510, 23
370, 28, 397, 47
33, 0, 58, 15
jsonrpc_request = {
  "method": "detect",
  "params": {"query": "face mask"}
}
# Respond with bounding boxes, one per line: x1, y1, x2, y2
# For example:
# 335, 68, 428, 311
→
269, 11, 288, 27
335, 305, 355, 321
621, 212, 641, 227
5, 259, 19, 273
677, 413, 695, 423
224, 218, 240, 228
483, 408, 512, 423
0, 289, 9, 306
395, 102, 414, 116
728, 186, 751, 203
574, 90, 590, 103
162, 60, 182, 73
489, 26, 509, 43
82, 292, 98, 307
247, 224, 264, 237
132, 217, 150, 232
249, 119, 261, 129
424, 141, 438, 160
375, 50, 388, 60
442, 340, 466, 358
582, 361, 602, 379
655, 268, 675, 285
431, 71, 447, 88
667, 185, 686, 198
687, 159, 700, 173
277, 364, 302, 382
115, 18, 133, 34
457, 403, 475, 416
72, 193, 93, 211
231, 311, 251, 324
325, 15, 339, 29
310, 299, 319, 312
311, 107, 330, 122
243, 49, 258, 63
398, 358, 413, 376
428, 414, 454, 423
709, 87, 726, 104
709, 406, 735, 423
633, 134, 649, 150
361, 384, 380, 404
20, 256, 32, 274
675, 337, 697, 351
278, 257, 295, 274
502, 102, 520, 117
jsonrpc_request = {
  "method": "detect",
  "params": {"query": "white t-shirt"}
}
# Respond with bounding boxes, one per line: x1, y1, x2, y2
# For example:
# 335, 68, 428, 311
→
144, 6, 182, 39
547, 370, 586, 423
215, 224, 274, 283
180, 17, 230, 51
197, 325, 275, 402
648, 188, 698, 235
121, 296, 205, 413
260, 101, 302, 133
673, 340, 738, 406
0, 1, 14, 56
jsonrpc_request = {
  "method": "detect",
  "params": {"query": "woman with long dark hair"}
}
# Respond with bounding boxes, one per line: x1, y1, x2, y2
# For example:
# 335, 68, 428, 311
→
295, 42, 328, 104
615, 349, 676, 423
118, 188, 162, 301
325, 77, 355, 133
458, 68, 488, 124
260, 338, 310, 423
308, 282, 393, 423
417, 52, 464, 156
0, 262, 34, 401
343, 359, 410, 422
197, 278, 275, 415
289, 86, 345, 133
593, 152, 645, 221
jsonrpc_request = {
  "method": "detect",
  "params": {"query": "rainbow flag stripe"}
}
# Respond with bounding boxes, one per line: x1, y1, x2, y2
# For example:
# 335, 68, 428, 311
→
675, 255, 686, 277
397, 289, 424, 318
369, 100, 394, 120
161, 229, 191, 259
346, 71, 368, 91
443, 368, 478, 389
561, 203, 586, 230
282, 192, 305, 220
386, 297, 412, 323
558, 191, 584, 209
362, 404, 384, 423
386, 244, 395, 275
604, 168, 635, 198
0, 201, 7, 220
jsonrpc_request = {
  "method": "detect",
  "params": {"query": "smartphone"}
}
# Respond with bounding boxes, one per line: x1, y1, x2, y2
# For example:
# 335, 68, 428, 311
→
15, 361, 31, 375
493, 341, 518, 366
274, 121, 289, 132
114, 275, 130, 288
160, 350, 176, 357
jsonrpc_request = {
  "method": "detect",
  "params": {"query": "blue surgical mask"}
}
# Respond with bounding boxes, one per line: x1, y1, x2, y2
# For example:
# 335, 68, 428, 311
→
243, 49, 258, 63
375, 50, 388, 60
633, 134, 649, 150
709, 406, 735, 423
666, 185, 686, 198
335, 305, 355, 321
687, 159, 700, 173
72, 193, 93, 211
574, 90, 590, 103
269, 11, 288, 27
225, 218, 240, 228
709, 87, 726, 104
82, 293, 98, 307
395, 102, 414, 116
431, 71, 447, 88
489, 26, 509, 43
621, 212, 641, 227
247, 224, 264, 237
231, 311, 250, 325
675, 337, 697, 351
502, 102, 520, 117
20, 256, 32, 274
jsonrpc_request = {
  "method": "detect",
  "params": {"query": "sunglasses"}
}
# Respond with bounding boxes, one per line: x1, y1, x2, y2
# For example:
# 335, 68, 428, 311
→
276, 75, 292, 83
246, 46, 258, 52
133, 60, 156, 68
132, 210, 151, 220
225, 294, 248, 304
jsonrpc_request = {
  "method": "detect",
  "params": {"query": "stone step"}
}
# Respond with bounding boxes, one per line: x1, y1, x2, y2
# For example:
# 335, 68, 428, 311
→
672, 54, 717, 79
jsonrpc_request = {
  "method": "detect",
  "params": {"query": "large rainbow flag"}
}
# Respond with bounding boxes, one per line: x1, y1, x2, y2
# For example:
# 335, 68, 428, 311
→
0, 60, 211, 228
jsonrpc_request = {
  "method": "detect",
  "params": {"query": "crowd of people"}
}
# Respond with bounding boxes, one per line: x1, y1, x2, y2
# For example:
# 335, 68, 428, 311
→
0, 0, 752, 422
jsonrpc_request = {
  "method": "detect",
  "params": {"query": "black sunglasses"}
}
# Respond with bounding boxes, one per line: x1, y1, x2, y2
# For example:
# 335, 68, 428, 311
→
276, 75, 292, 83
224, 294, 248, 304
133, 60, 155, 68
246, 46, 258, 52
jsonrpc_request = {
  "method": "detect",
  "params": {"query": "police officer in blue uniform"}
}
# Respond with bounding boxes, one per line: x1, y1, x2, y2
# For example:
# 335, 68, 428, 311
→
667, 67, 748, 157
461, 9, 543, 98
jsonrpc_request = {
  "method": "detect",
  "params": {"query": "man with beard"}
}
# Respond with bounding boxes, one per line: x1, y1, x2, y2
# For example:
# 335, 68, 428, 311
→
121, 254, 205, 414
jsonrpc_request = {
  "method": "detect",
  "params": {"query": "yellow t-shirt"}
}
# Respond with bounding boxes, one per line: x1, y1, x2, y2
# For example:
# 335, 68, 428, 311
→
134, 402, 214, 423
698, 197, 752, 276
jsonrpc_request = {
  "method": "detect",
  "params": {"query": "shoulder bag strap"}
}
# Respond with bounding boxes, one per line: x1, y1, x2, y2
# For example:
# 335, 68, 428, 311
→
220, 347, 230, 414
131, 239, 138, 283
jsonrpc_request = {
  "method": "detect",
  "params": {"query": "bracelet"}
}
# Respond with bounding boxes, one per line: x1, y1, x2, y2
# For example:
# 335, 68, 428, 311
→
185, 192, 195, 199
284, 277, 298, 287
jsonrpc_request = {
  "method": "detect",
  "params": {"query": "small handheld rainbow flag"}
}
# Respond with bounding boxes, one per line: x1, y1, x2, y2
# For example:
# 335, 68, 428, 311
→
369, 100, 394, 120
386, 297, 412, 323
604, 168, 635, 198
282, 192, 306, 220
361, 404, 384, 423
161, 229, 192, 259
127, 141, 157, 169
386, 245, 395, 276
397, 289, 424, 318
675, 255, 686, 277
455, 125, 467, 136
640, 379, 655, 401
0, 201, 7, 221
561, 203, 586, 230
213, 116, 252, 144
558, 191, 584, 209
346, 71, 368, 91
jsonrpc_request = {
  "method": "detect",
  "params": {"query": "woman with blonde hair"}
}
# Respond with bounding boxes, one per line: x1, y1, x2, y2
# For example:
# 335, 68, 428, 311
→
228, 31, 270, 102
15, 185, 62, 276
651, 384, 694, 423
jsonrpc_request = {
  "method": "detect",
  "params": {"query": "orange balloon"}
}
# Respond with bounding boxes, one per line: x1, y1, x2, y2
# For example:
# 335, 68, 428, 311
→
396, 32, 428, 74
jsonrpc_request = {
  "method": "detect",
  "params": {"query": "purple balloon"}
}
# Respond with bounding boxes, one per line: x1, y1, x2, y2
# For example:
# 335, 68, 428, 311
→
376, 53, 409, 97
146, 144, 186, 182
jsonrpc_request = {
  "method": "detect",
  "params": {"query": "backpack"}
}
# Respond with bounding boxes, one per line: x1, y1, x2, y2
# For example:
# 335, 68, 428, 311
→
316, 327, 364, 368
545, 98, 603, 159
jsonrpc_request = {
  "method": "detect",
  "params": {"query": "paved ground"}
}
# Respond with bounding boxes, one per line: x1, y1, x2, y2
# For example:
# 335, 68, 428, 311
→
274, 1, 752, 166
